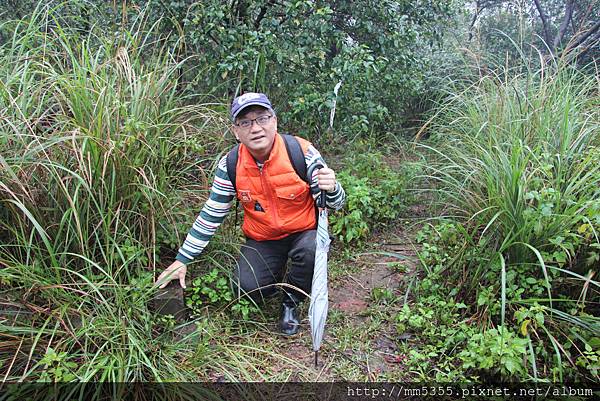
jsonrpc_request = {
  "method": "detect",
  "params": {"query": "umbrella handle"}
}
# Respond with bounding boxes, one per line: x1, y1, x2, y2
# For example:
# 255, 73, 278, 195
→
307, 162, 326, 208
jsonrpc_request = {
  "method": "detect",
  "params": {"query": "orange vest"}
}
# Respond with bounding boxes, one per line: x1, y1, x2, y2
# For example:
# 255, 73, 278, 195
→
235, 134, 316, 241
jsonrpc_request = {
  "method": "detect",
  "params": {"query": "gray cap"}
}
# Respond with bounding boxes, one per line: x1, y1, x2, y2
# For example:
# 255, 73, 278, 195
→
230, 92, 274, 120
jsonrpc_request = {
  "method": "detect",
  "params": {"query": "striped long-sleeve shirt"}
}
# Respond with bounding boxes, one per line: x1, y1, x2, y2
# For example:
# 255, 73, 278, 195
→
176, 144, 346, 264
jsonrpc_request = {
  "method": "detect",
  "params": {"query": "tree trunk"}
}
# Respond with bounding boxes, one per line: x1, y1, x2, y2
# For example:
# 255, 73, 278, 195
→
553, 0, 574, 50
468, 2, 483, 42
532, 0, 552, 51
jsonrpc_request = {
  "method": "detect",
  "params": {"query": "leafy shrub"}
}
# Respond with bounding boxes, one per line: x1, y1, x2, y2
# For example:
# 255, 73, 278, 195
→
394, 297, 474, 381
577, 344, 600, 381
186, 268, 259, 320
37, 348, 78, 382
330, 173, 372, 243
331, 150, 416, 244
186, 268, 233, 314
178, 0, 459, 140
231, 298, 259, 321
459, 326, 529, 378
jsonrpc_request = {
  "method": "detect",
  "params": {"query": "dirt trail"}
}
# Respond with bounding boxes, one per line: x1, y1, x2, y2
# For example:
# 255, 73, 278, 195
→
269, 204, 425, 381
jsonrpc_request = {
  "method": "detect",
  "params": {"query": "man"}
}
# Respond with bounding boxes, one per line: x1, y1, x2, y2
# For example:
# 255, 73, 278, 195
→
156, 92, 345, 335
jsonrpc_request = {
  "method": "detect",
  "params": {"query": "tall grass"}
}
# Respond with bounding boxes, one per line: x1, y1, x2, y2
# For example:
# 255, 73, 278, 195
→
0, 5, 230, 381
419, 63, 600, 380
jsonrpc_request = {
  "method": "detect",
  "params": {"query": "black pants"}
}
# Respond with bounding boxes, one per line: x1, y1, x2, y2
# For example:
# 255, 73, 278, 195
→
232, 230, 316, 303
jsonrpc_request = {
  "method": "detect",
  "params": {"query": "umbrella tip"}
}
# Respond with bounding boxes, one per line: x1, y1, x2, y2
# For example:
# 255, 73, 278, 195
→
314, 351, 318, 367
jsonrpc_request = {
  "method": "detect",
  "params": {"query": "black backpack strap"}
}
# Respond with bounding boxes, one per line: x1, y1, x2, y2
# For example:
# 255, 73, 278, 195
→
226, 144, 240, 230
281, 134, 308, 184
226, 144, 240, 193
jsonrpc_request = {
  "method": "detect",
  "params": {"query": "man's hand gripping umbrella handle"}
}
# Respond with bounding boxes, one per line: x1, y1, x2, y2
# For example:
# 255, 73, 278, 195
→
307, 162, 327, 208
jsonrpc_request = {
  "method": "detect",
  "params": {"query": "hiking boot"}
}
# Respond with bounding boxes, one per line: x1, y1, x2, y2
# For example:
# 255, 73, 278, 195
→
279, 292, 301, 336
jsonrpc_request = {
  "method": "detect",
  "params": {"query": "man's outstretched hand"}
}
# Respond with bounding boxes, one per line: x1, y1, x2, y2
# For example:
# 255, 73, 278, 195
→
156, 260, 187, 289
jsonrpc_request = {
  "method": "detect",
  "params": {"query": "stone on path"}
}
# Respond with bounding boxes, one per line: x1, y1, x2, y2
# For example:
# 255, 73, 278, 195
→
152, 282, 189, 321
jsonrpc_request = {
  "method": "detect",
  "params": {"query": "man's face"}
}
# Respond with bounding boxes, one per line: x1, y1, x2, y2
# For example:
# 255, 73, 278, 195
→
232, 106, 277, 161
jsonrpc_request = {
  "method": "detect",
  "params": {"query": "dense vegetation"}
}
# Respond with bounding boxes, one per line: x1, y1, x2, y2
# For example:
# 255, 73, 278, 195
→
413, 66, 599, 381
0, 0, 598, 387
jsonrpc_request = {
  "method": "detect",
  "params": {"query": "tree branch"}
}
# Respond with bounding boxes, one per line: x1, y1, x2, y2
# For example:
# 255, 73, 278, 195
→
565, 19, 600, 54
553, 0, 574, 50
575, 30, 600, 60
468, 0, 503, 41
532, 0, 552, 49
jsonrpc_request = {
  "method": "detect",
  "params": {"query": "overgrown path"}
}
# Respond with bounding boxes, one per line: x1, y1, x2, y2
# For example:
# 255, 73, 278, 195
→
287, 206, 425, 381
198, 203, 427, 382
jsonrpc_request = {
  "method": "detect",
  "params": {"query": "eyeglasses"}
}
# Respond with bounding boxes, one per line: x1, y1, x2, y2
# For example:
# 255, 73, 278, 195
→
234, 115, 273, 129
